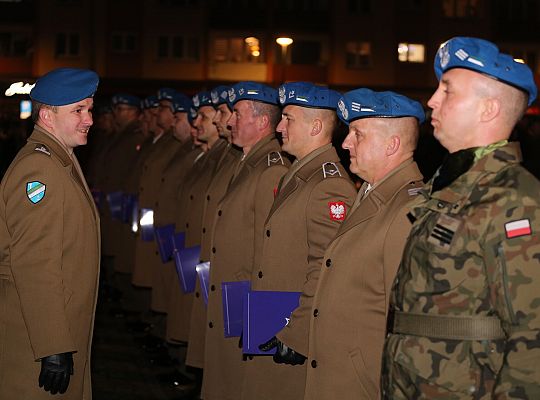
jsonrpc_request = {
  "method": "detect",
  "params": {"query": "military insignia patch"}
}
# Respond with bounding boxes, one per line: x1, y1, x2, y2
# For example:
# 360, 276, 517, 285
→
428, 214, 461, 249
267, 152, 284, 166
26, 181, 46, 204
34, 144, 51, 156
329, 201, 346, 221
322, 162, 342, 178
505, 219, 531, 239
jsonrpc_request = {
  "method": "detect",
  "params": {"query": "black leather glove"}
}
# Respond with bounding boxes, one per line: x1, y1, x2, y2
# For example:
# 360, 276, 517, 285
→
38, 352, 74, 395
259, 336, 306, 365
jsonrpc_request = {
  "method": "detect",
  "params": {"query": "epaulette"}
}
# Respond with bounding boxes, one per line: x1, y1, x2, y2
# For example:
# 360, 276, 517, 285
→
34, 144, 51, 156
322, 162, 342, 178
267, 151, 285, 166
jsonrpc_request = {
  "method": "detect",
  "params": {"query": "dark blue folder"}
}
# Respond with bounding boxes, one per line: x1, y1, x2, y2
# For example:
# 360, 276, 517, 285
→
91, 188, 104, 211
173, 245, 201, 294
196, 262, 210, 306
221, 281, 251, 338
242, 290, 301, 355
154, 224, 176, 263
121, 193, 137, 224
171, 232, 185, 253
107, 191, 124, 220
139, 208, 155, 242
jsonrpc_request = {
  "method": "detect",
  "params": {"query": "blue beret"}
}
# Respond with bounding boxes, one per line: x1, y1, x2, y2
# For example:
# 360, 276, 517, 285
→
172, 92, 192, 113
228, 82, 278, 106
157, 87, 177, 102
111, 93, 141, 108
211, 85, 231, 108
188, 106, 198, 125
193, 91, 212, 108
278, 82, 341, 110
30, 67, 99, 106
435, 37, 537, 106
337, 88, 425, 125
142, 95, 159, 109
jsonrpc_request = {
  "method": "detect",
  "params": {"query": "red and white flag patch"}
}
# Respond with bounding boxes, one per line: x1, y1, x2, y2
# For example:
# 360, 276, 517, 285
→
329, 201, 346, 221
505, 219, 532, 239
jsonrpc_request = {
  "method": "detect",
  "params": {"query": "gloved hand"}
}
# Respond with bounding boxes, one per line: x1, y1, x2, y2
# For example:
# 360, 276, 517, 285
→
38, 352, 74, 395
258, 336, 306, 365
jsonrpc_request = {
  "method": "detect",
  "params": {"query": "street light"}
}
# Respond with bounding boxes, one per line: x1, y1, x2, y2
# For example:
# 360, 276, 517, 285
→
276, 37, 293, 83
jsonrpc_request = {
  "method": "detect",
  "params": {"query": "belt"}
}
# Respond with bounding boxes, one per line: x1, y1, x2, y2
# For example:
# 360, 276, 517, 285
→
391, 310, 506, 340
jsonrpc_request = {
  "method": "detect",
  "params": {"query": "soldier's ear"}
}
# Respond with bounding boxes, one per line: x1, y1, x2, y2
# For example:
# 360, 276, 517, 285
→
311, 119, 322, 136
480, 97, 500, 123
258, 114, 270, 130
39, 106, 55, 130
386, 134, 400, 156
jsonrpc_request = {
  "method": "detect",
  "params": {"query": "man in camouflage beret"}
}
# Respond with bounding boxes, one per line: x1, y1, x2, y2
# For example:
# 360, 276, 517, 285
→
382, 37, 540, 398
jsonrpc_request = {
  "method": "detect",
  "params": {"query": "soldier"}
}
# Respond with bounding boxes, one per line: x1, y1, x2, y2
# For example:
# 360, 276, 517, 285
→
302, 88, 424, 400
0, 68, 100, 398
202, 82, 290, 400
382, 37, 540, 398
240, 82, 357, 400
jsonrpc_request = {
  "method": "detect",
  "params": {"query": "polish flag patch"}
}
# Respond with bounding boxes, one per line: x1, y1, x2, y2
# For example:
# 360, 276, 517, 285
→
505, 219, 532, 239
329, 201, 346, 221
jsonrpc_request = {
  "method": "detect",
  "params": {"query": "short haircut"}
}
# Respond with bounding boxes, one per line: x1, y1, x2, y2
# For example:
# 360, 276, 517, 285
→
32, 101, 57, 123
302, 107, 338, 139
251, 101, 281, 130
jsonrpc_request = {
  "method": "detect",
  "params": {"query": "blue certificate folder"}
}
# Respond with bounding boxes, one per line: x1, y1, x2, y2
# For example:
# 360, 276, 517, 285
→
196, 262, 210, 306
171, 232, 185, 253
107, 191, 123, 220
173, 245, 201, 294
242, 290, 301, 355
154, 224, 176, 263
121, 193, 138, 224
221, 281, 251, 338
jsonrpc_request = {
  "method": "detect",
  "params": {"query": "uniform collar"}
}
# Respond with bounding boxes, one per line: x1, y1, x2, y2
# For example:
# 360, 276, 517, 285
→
30, 125, 73, 166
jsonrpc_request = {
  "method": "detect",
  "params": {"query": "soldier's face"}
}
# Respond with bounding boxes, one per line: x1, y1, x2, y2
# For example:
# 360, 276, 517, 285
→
173, 112, 190, 141
194, 105, 218, 143
229, 100, 258, 148
342, 118, 389, 183
49, 98, 93, 150
213, 103, 232, 139
428, 68, 484, 153
157, 100, 175, 130
277, 105, 312, 159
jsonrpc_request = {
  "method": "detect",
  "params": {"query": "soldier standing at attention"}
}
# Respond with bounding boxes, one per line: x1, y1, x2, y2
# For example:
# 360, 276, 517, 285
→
240, 82, 357, 400
383, 37, 540, 398
0, 68, 100, 398
202, 82, 290, 400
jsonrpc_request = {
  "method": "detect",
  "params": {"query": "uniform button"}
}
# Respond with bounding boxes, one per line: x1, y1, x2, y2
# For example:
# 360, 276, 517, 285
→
161, 178, 165, 182
218, 210, 222, 216
209, 322, 213, 328
155, 201, 159, 207
248, 356, 253, 360
195, 292, 200, 298
325, 259, 332, 267
212, 247, 216, 253
207, 195, 210, 201
202, 227, 206, 233
313, 309, 319, 317
211, 285, 215, 291
190, 195, 194, 200
266, 229, 270, 237
311, 360, 317, 368
258, 271, 263, 279
186, 223, 189, 228
437, 202, 444, 209
155, 251, 159, 256
140, 187, 144, 192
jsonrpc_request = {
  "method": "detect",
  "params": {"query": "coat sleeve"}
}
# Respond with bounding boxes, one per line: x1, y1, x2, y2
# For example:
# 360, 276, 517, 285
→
4, 154, 77, 360
277, 177, 356, 355
486, 199, 540, 398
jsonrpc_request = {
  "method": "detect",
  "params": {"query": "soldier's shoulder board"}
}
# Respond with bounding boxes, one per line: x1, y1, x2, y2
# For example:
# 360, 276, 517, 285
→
322, 162, 342, 178
267, 151, 285, 166
34, 144, 51, 156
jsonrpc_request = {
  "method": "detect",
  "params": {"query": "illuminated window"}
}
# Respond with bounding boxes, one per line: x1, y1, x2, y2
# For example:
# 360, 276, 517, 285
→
157, 35, 199, 61
111, 32, 137, 54
346, 41, 372, 69
442, 0, 480, 18
213, 37, 263, 63
55, 33, 79, 57
398, 43, 425, 63
0, 32, 31, 57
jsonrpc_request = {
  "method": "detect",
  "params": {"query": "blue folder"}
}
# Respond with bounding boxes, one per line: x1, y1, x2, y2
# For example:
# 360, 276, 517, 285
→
154, 224, 176, 263
91, 188, 104, 211
196, 262, 210, 306
121, 193, 137, 224
242, 290, 301, 355
107, 191, 124, 220
171, 232, 185, 253
139, 208, 154, 241
173, 245, 201, 294
221, 280, 251, 338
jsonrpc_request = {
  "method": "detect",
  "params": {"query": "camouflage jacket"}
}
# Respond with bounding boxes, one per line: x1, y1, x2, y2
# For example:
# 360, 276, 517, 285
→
382, 142, 540, 399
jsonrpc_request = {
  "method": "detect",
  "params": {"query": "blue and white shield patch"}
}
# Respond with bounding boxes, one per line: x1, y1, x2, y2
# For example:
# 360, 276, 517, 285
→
26, 181, 46, 204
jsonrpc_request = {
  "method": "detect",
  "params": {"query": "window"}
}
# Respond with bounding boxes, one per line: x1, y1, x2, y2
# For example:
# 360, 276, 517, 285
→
290, 40, 322, 65
111, 32, 137, 54
157, 35, 199, 61
213, 37, 263, 63
442, 0, 480, 18
397, 43, 425, 63
345, 41, 371, 68
55, 33, 79, 57
0, 32, 31, 57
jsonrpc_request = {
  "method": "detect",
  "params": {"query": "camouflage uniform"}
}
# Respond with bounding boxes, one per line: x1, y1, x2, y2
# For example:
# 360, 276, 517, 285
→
382, 142, 540, 399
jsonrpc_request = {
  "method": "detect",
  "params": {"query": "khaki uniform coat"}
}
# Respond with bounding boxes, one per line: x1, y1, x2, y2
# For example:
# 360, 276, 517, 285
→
202, 135, 289, 400
241, 145, 357, 400
132, 131, 182, 288
304, 160, 423, 400
0, 127, 100, 399
165, 139, 226, 342
186, 142, 242, 368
